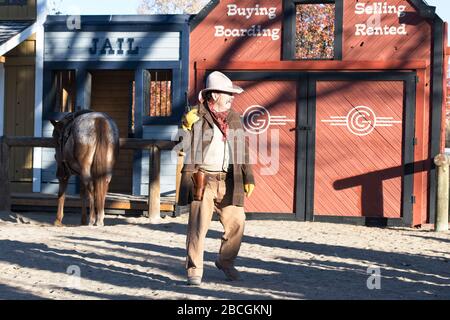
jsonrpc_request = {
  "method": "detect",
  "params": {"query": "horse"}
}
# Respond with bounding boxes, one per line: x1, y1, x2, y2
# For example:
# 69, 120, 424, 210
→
50, 110, 119, 227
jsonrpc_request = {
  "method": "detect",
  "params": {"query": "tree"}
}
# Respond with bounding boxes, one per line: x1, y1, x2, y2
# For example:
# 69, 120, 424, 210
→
137, 0, 209, 14
295, 4, 335, 59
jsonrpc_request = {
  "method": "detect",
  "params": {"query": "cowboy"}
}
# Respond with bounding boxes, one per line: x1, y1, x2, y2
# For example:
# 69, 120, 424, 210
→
178, 71, 256, 286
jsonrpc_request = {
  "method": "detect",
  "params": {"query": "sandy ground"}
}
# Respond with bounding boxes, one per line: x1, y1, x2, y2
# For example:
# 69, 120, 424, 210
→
0, 210, 449, 300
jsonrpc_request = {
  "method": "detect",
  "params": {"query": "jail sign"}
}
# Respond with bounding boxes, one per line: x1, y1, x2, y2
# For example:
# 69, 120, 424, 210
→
44, 31, 181, 62
89, 38, 139, 55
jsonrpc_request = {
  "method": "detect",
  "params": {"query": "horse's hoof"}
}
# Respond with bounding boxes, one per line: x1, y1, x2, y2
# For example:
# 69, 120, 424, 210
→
54, 220, 64, 227
95, 221, 104, 227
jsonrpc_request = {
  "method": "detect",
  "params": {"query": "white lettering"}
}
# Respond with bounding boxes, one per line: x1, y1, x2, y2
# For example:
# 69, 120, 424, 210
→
226, 3, 277, 20
215, 25, 225, 37
355, 24, 366, 36
355, 3, 365, 15
215, 25, 280, 41
354, 2, 408, 18
355, 23, 408, 36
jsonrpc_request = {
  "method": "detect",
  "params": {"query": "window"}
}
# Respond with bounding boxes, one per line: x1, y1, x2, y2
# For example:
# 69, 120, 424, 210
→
282, 0, 342, 60
0, 0, 28, 5
144, 70, 172, 117
52, 70, 76, 113
295, 3, 335, 59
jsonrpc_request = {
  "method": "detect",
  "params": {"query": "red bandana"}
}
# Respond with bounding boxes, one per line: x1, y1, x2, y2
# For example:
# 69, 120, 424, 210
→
207, 106, 229, 141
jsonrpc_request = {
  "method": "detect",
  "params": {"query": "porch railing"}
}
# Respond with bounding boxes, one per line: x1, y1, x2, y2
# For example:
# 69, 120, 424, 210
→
0, 136, 179, 223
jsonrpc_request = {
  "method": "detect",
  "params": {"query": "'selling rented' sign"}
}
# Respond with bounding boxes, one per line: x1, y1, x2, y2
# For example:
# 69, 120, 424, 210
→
354, 2, 408, 36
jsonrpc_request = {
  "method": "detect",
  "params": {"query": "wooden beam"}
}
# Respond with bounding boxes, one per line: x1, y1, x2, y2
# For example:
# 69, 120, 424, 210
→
4, 136, 179, 151
446, 47, 450, 56
196, 60, 430, 71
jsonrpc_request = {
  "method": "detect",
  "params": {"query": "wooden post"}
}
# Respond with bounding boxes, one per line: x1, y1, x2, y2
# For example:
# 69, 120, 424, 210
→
434, 154, 450, 232
175, 151, 185, 204
0, 136, 11, 213
148, 145, 161, 223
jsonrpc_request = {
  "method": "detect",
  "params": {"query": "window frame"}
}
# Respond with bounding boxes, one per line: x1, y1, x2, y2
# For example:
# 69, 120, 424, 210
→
143, 69, 173, 118
282, 0, 343, 61
51, 69, 77, 114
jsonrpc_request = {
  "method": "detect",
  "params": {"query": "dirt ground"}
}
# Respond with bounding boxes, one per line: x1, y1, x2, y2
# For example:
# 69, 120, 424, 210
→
0, 210, 449, 300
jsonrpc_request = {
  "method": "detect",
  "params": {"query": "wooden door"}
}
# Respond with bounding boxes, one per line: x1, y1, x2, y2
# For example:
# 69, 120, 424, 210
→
90, 70, 134, 194
4, 65, 35, 193
231, 80, 298, 214
314, 80, 406, 218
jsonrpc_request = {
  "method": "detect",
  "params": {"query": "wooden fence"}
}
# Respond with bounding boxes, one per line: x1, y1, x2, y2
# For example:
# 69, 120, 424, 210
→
0, 136, 179, 222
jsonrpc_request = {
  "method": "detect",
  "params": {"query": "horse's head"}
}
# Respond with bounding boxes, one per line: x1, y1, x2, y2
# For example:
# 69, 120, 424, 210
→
50, 120, 65, 140
50, 119, 67, 165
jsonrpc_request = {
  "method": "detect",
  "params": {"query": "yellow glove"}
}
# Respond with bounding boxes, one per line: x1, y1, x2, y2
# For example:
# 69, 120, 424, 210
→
244, 184, 255, 198
182, 109, 200, 131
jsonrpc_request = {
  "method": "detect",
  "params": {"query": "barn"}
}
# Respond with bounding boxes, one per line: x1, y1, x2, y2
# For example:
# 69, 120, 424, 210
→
1, 0, 448, 227
188, 0, 448, 226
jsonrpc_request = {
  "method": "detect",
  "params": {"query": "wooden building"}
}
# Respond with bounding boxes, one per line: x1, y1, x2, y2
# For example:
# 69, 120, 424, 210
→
41, 15, 190, 197
1, 1, 190, 208
0, 0, 44, 193
189, 0, 448, 226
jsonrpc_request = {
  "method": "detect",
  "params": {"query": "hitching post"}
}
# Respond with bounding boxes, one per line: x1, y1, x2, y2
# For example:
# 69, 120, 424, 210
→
148, 145, 161, 223
434, 154, 449, 232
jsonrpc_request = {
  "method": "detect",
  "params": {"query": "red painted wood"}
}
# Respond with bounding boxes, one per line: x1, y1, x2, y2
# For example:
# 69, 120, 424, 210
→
231, 80, 297, 213
314, 81, 404, 218
189, 0, 436, 224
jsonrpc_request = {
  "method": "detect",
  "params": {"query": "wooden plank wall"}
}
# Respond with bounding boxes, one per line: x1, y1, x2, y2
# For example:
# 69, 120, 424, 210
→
0, 0, 36, 20
4, 34, 36, 193
231, 80, 297, 214
314, 80, 404, 218
90, 70, 135, 194
44, 32, 181, 62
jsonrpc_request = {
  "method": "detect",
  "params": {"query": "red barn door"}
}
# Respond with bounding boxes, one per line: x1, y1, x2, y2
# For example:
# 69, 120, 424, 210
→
231, 79, 298, 214
312, 76, 414, 220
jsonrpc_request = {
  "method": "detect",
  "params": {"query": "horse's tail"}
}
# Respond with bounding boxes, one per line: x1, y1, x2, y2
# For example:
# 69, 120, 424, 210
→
92, 118, 115, 200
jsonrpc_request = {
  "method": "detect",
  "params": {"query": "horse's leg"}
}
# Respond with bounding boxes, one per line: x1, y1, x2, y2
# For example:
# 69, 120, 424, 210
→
80, 183, 88, 226
55, 176, 69, 227
87, 181, 96, 226
94, 178, 108, 227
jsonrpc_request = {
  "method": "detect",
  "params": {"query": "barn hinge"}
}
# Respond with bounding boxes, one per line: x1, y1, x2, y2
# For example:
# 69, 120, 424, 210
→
413, 137, 418, 147
411, 195, 416, 204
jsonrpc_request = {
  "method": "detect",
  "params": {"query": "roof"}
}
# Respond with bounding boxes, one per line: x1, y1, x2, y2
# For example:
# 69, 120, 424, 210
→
0, 20, 34, 46
44, 15, 191, 26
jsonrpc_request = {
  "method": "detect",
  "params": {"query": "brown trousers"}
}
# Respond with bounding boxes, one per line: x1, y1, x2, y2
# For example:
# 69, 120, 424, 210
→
186, 174, 245, 278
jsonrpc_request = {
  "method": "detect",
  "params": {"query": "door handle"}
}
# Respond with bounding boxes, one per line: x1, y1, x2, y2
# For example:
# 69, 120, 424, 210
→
289, 126, 312, 132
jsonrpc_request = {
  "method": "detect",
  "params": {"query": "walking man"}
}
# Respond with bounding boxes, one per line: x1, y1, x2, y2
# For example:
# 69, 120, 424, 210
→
178, 71, 255, 286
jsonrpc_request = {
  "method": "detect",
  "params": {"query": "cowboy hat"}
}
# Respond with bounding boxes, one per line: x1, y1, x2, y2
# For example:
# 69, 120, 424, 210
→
198, 71, 244, 102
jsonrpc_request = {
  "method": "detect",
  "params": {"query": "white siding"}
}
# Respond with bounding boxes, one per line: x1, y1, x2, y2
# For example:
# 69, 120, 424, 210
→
45, 32, 180, 61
